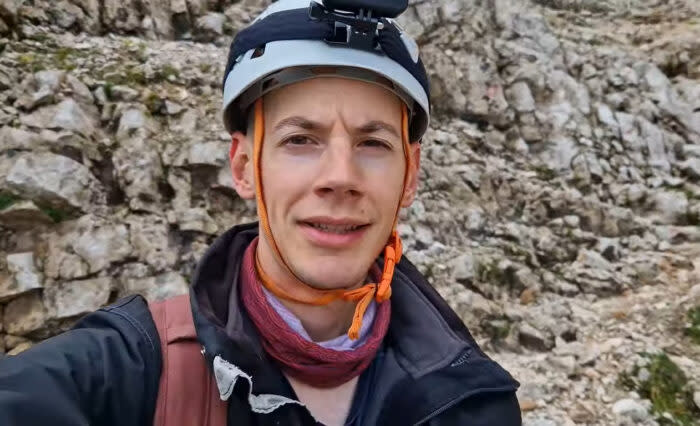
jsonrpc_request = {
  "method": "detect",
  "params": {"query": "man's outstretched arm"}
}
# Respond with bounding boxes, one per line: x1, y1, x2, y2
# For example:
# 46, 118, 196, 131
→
0, 295, 162, 426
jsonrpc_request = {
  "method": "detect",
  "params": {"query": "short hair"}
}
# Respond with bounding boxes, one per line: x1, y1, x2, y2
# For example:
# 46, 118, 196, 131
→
246, 105, 255, 137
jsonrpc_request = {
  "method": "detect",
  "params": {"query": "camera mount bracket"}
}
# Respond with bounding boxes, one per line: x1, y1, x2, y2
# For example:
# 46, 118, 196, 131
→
309, 1, 386, 51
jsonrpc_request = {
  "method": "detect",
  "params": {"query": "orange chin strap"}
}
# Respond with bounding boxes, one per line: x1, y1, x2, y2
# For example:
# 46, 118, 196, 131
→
252, 97, 412, 340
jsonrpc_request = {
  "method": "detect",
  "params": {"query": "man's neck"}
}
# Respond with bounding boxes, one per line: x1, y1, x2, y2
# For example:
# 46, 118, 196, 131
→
255, 237, 362, 342
278, 298, 356, 342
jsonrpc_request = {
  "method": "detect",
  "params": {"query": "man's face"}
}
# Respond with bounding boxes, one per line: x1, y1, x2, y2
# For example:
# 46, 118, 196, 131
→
231, 77, 420, 290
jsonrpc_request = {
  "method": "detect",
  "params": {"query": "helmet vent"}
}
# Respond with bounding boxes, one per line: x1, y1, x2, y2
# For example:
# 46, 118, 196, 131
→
262, 77, 279, 91
251, 44, 266, 59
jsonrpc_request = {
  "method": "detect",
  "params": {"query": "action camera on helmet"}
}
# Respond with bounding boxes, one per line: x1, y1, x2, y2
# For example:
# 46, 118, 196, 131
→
309, 0, 408, 51
323, 0, 408, 18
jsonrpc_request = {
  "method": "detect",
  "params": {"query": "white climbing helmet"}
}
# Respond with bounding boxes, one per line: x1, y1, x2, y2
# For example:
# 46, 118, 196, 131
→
221, 0, 431, 141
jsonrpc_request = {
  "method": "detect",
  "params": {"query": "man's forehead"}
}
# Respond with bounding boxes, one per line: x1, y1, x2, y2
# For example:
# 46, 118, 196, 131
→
264, 77, 402, 110
261, 79, 402, 131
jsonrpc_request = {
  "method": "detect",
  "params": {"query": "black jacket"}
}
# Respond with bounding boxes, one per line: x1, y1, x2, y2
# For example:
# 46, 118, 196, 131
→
0, 223, 521, 425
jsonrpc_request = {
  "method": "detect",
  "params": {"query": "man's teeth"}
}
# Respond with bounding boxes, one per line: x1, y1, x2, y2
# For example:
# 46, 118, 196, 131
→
309, 223, 362, 233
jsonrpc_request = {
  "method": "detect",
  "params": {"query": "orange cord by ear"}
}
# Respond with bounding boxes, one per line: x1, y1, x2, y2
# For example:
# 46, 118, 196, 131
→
253, 98, 412, 340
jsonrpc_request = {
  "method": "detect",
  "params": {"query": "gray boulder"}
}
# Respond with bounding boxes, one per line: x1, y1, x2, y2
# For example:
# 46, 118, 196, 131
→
44, 277, 113, 319
20, 99, 97, 137
5, 153, 104, 212
0, 252, 43, 303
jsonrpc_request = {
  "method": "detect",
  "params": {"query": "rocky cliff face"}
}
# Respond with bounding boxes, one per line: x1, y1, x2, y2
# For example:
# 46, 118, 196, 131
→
1, 0, 699, 424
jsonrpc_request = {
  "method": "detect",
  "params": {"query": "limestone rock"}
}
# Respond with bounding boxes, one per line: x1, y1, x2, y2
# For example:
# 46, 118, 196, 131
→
0, 126, 41, 151
537, 135, 577, 171
0, 200, 54, 229
102, 0, 142, 33
164, 100, 184, 115
167, 168, 191, 211
612, 398, 650, 422
49, 1, 86, 30
116, 107, 154, 141
213, 165, 233, 190
683, 144, 700, 159
680, 158, 700, 180
112, 137, 163, 212
43, 215, 132, 280
168, 207, 218, 234
523, 417, 558, 426
142, 0, 174, 38
0, 252, 43, 302
122, 271, 188, 302
44, 277, 113, 319
65, 0, 100, 32
4, 292, 46, 336
127, 215, 178, 271
20, 99, 97, 137
109, 85, 139, 102
14, 70, 65, 111
0, 0, 21, 33
173, 108, 198, 134
194, 12, 225, 42
5, 152, 104, 212
506, 81, 536, 113
519, 322, 555, 352
71, 223, 132, 274
451, 252, 476, 283
3, 334, 28, 350
436, 283, 494, 329
7, 341, 33, 355
42, 250, 89, 281
649, 190, 689, 225
184, 141, 228, 168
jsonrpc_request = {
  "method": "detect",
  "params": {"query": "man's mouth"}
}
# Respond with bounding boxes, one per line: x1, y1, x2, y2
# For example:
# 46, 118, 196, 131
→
304, 222, 367, 234
298, 217, 371, 247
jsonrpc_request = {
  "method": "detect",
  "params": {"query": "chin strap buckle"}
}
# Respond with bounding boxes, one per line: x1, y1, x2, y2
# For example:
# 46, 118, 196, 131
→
376, 230, 401, 301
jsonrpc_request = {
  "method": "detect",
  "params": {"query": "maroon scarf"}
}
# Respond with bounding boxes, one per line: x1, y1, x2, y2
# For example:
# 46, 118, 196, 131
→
239, 238, 391, 388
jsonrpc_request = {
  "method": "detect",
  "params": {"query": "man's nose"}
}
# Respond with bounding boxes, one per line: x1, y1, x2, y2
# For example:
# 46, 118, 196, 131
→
313, 139, 362, 198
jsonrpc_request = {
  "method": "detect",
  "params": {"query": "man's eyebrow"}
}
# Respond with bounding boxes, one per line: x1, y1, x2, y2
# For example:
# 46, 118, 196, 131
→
273, 116, 321, 132
358, 120, 399, 138
273, 116, 400, 138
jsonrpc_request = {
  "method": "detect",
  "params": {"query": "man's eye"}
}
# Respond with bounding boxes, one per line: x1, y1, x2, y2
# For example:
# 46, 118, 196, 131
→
361, 139, 391, 149
284, 136, 312, 146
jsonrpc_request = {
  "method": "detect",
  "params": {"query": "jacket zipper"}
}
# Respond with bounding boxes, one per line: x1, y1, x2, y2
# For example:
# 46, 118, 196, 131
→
412, 386, 517, 426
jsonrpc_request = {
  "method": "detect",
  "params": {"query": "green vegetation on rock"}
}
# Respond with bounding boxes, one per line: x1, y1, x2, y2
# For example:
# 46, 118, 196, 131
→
477, 259, 507, 286
103, 65, 147, 86
481, 315, 512, 341
17, 52, 44, 72
0, 194, 20, 210
41, 206, 70, 223
0, 194, 69, 223
532, 165, 557, 181
685, 306, 700, 345
156, 64, 179, 82
619, 352, 700, 426
54, 47, 77, 71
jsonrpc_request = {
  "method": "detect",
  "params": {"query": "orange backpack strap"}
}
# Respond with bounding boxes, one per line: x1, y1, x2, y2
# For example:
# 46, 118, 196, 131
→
149, 294, 227, 426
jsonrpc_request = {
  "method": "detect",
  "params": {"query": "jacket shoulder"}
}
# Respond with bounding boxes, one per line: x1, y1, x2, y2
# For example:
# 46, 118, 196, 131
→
98, 294, 164, 348
435, 390, 521, 426
0, 295, 162, 426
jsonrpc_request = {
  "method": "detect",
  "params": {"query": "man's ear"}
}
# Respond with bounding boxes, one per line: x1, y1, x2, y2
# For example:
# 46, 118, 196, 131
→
229, 131, 256, 199
400, 142, 421, 207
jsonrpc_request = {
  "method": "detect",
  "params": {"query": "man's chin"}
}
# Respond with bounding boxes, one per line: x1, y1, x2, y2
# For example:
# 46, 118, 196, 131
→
296, 265, 370, 291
